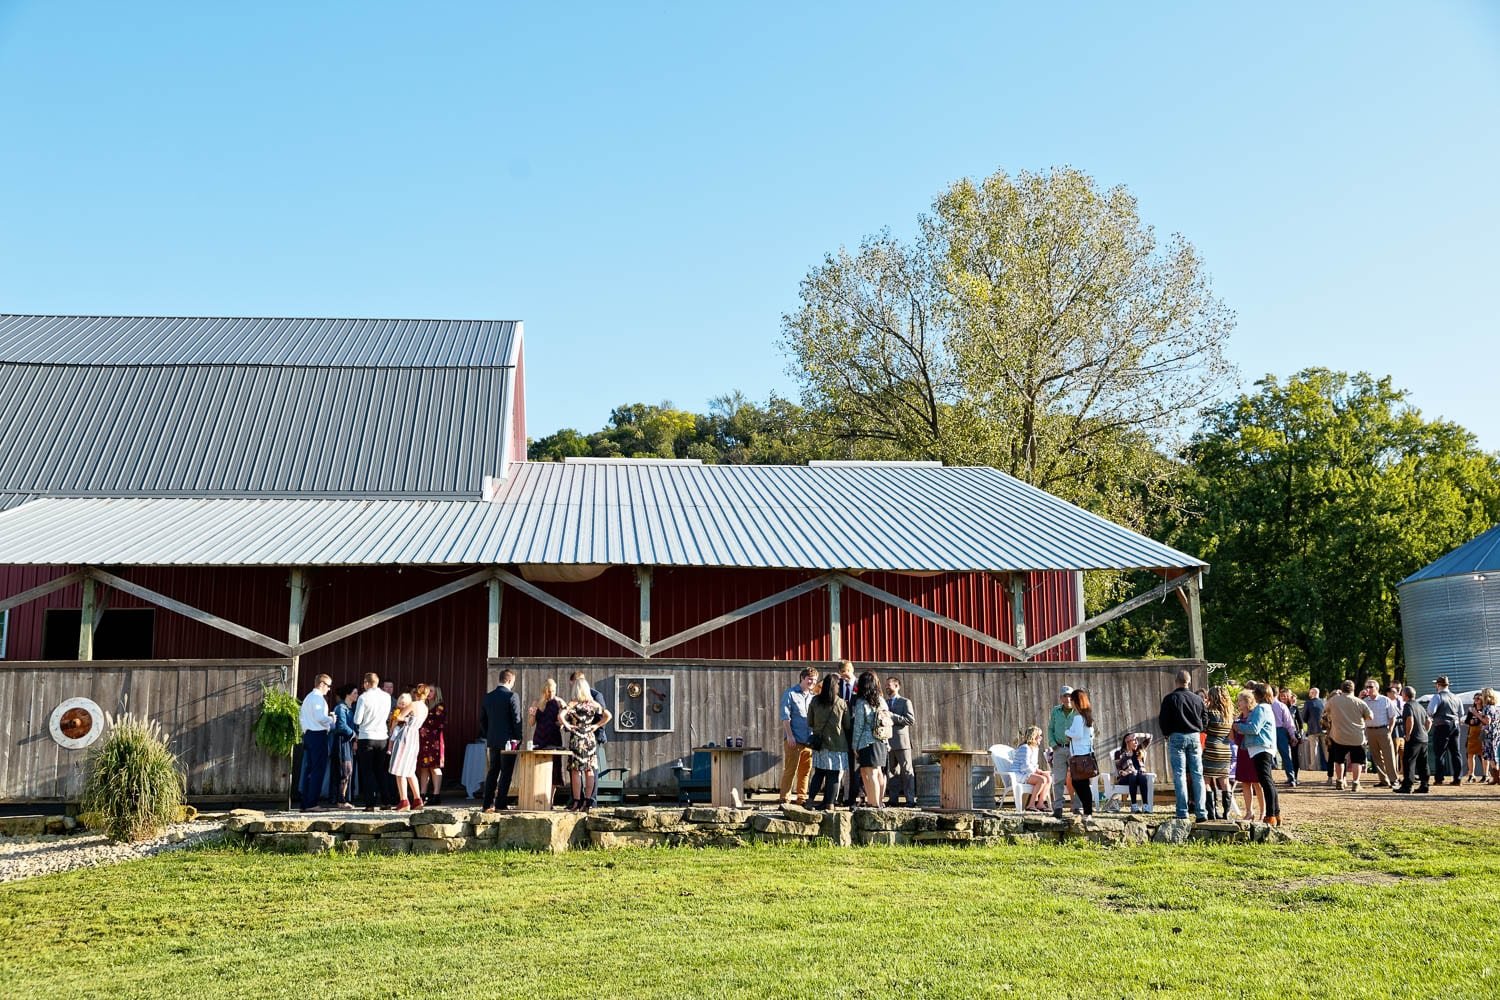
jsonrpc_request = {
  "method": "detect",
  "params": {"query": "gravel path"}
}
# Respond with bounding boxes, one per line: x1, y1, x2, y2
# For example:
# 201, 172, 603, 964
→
0, 821, 224, 884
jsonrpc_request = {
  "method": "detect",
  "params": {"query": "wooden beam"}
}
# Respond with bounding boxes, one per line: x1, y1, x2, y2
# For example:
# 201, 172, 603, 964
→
77, 575, 96, 661
295, 568, 494, 657
487, 578, 503, 659
494, 568, 647, 657
1185, 573, 1205, 660
1008, 575, 1027, 651
637, 566, 653, 651
87, 568, 294, 657
834, 572, 1029, 661
1074, 571, 1087, 660
828, 578, 842, 661
0, 569, 87, 614
287, 569, 306, 692
1023, 571, 1196, 658
643, 573, 836, 658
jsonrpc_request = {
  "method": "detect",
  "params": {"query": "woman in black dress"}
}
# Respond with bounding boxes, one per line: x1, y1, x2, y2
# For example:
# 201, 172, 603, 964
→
529, 677, 567, 802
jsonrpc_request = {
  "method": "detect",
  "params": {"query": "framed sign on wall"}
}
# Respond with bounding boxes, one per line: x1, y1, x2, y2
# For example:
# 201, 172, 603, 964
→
613, 675, 674, 733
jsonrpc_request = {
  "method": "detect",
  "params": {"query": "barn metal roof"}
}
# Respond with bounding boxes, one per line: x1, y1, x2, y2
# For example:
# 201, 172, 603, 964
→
0, 462, 1206, 571
0, 314, 520, 367
1401, 523, 1500, 584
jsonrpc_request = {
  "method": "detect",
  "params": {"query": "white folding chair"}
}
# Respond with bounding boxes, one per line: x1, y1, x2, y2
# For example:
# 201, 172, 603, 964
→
989, 744, 1030, 813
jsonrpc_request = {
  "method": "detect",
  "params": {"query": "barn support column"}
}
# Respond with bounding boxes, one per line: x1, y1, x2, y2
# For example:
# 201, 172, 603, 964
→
1008, 576, 1027, 654
288, 569, 307, 691
77, 574, 96, 661
1185, 573, 1204, 660
636, 567, 653, 655
487, 577, 503, 658
1074, 571, 1087, 660
828, 578, 842, 661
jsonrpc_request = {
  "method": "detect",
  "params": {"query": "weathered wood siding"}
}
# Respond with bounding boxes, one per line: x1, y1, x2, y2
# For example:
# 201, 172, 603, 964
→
0, 659, 289, 801
489, 658, 1205, 793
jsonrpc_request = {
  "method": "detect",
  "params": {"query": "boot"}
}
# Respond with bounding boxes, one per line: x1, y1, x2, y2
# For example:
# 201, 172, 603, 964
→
1221, 790, 1234, 817
1205, 791, 1217, 820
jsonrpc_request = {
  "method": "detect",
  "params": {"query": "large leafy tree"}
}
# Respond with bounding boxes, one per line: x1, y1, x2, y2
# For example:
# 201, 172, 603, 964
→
781, 166, 1235, 525
1185, 369, 1500, 687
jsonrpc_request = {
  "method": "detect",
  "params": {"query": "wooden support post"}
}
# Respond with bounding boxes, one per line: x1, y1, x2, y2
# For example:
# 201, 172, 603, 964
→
288, 569, 306, 692
1185, 573, 1204, 660
1009, 575, 1027, 655
828, 578, 842, 662
1074, 571, 1087, 661
637, 566, 653, 655
77, 575, 96, 661
487, 577, 503, 659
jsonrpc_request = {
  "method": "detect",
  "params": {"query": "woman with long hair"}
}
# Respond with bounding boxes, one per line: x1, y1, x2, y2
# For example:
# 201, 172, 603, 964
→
1232, 690, 1261, 820
331, 683, 360, 809
529, 677, 567, 800
1202, 686, 1235, 819
806, 675, 852, 810
1011, 725, 1052, 812
850, 670, 890, 807
1234, 683, 1281, 825
416, 684, 446, 805
388, 684, 430, 810
559, 678, 612, 811
1479, 688, 1500, 785
1065, 688, 1097, 816
1465, 695, 1487, 782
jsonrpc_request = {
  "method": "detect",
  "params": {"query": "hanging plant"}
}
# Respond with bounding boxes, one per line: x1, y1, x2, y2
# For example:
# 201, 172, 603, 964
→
253, 685, 300, 759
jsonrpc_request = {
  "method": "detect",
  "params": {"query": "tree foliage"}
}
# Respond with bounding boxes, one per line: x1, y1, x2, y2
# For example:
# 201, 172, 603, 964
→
781, 165, 1235, 526
1184, 369, 1500, 688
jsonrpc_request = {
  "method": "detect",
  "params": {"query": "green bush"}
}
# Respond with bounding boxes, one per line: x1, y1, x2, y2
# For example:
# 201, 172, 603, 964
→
253, 685, 300, 758
80, 714, 184, 843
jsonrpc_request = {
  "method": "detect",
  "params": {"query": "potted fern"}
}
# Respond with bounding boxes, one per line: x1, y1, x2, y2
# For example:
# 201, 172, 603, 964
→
253, 685, 301, 809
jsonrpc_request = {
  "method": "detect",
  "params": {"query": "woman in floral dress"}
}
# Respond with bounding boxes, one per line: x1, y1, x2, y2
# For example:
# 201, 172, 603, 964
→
559, 678, 612, 811
416, 685, 446, 804
1480, 688, 1500, 785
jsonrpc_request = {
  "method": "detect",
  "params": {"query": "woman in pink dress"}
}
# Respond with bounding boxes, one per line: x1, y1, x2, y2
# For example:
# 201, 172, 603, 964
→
1233, 690, 1261, 821
389, 684, 431, 810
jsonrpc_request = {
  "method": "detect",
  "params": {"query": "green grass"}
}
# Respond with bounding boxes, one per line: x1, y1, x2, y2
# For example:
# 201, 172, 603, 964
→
3, 825, 1499, 999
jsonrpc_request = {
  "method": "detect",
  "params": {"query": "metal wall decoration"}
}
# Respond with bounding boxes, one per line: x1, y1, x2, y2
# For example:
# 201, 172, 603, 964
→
48, 697, 104, 750
613, 675, 674, 733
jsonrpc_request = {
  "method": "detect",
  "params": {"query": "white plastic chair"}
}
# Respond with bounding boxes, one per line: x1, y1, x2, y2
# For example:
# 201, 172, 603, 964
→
1101, 771, 1156, 812
989, 744, 1031, 813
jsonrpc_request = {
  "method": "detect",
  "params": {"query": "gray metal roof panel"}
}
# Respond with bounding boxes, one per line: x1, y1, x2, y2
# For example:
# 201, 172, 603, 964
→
0, 315, 519, 367
0, 463, 1206, 571
1401, 523, 1500, 584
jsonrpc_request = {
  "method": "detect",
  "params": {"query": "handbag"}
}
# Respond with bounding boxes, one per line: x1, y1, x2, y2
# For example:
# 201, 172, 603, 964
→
1068, 753, 1098, 780
808, 732, 824, 751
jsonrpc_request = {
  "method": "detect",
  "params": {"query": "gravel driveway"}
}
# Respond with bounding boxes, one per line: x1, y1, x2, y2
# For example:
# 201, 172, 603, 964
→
0, 821, 224, 884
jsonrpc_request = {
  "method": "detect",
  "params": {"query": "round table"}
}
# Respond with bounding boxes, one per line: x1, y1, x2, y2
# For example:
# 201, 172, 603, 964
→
693, 745, 761, 807
922, 748, 992, 810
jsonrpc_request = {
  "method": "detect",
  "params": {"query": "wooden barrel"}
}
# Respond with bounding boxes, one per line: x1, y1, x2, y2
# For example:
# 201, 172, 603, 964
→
915, 763, 996, 809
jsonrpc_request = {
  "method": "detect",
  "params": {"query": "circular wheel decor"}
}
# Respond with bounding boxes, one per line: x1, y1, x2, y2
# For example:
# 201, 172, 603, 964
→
49, 697, 105, 749
626, 682, 643, 698
618, 709, 638, 729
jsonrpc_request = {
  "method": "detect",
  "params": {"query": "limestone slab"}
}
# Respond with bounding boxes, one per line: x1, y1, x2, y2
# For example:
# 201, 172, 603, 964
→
591, 830, 667, 849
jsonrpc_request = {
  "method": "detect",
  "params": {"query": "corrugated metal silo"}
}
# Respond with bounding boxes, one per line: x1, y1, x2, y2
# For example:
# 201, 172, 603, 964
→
1399, 523, 1500, 691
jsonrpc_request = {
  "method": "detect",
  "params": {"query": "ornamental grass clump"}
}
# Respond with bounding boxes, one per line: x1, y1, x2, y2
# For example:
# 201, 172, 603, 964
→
80, 714, 184, 843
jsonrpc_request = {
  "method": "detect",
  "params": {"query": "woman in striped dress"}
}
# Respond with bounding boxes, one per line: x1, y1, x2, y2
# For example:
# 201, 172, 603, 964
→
1203, 686, 1234, 819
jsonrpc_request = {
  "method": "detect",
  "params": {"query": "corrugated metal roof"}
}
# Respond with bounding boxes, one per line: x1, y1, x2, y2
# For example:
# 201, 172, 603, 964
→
0, 364, 510, 496
0, 314, 519, 367
0, 463, 1206, 571
1401, 523, 1500, 584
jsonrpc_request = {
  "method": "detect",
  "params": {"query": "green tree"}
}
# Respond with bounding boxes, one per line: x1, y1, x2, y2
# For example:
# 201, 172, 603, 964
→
781, 165, 1235, 525
1185, 369, 1500, 688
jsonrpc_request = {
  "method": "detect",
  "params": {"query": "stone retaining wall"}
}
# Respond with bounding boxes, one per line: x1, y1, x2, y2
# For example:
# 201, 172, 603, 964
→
227, 805, 1293, 854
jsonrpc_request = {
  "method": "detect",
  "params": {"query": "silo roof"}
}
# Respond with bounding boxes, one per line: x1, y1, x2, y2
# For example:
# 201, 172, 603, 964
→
1402, 523, 1500, 584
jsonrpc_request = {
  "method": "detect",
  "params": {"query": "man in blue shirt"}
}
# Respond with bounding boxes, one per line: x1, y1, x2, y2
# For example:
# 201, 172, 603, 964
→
779, 667, 819, 806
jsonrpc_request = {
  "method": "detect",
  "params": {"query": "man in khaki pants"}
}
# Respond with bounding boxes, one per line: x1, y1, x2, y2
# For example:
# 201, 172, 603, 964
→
778, 667, 818, 805
1048, 686, 1076, 817
1361, 679, 1399, 788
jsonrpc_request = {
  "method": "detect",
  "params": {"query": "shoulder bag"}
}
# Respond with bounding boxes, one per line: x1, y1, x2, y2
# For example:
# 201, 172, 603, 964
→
1068, 753, 1098, 781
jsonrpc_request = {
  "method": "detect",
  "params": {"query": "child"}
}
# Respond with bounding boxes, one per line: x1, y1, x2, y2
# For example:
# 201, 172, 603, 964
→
1010, 726, 1052, 812
1113, 732, 1153, 813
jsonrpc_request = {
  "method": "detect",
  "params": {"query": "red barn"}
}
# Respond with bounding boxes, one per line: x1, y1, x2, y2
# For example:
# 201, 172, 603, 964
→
0, 315, 1206, 801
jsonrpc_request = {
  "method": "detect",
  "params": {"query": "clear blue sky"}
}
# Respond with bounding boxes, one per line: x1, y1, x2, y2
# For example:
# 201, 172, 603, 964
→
2, 2, 1497, 449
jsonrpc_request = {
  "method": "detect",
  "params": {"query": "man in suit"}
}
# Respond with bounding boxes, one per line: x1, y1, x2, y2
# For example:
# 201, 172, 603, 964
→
884, 676, 917, 806
480, 669, 523, 812
836, 661, 862, 807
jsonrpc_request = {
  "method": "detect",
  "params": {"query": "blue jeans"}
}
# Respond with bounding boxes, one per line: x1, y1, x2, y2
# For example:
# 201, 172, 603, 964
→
1167, 732, 1205, 819
1276, 730, 1298, 783
299, 730, 330, 810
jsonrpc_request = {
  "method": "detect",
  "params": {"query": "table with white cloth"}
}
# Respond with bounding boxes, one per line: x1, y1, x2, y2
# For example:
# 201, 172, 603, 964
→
461, 742, 489, 798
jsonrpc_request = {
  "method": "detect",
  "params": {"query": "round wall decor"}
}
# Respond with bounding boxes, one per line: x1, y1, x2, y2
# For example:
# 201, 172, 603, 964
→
49, 697, 105, 749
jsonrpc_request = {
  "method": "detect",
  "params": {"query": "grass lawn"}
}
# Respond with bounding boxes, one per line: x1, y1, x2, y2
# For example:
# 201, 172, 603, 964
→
2, 824, 1497, 1000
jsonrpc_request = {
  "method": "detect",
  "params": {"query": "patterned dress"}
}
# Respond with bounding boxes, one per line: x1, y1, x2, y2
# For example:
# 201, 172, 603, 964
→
561, 701, 606, 773
1203, 709, 1233, 778
1481, 704, 1500, 764
417, 702, 446, 769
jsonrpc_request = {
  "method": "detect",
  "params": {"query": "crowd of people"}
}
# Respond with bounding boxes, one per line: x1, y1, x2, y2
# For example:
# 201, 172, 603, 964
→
779, 662, 916, 809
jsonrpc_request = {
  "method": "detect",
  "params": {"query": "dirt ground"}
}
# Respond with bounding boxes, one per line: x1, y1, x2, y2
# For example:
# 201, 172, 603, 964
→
1230, 771, 1500, 834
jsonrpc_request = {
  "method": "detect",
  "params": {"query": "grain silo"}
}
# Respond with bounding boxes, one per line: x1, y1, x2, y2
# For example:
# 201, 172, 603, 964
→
1400, 523, 1500, 692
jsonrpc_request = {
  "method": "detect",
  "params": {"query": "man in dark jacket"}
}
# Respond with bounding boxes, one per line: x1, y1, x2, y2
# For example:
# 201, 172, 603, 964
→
1159, 669, 1208, 822
1394, 685, 1431, 794
480, 669, 523, 812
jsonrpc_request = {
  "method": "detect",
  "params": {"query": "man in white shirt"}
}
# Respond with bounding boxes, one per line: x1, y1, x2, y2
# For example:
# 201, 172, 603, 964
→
353, 672, 394, 811
298, 674, 334, 811
1361, 679, 1399, 788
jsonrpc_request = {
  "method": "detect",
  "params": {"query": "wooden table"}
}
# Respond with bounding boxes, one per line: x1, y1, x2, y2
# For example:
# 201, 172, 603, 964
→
502, 748, 573, 811
693, 745, 760, 807
923, 749, 992, 811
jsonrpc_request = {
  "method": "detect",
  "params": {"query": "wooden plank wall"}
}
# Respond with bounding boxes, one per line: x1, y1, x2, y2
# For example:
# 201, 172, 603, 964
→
0, 660, 289, 802
489, 658, 1205, 793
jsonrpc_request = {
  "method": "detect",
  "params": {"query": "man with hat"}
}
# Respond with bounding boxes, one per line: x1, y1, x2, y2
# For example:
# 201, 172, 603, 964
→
1047, 685, 1077, 818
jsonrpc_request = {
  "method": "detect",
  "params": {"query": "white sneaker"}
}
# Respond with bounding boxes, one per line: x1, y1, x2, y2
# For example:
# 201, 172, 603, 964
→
1351, 781, 1361, 793
1144, 804, 1154, 813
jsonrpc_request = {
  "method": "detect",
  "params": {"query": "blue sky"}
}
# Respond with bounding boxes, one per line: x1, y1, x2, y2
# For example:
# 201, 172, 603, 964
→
1, 2, 1497, 449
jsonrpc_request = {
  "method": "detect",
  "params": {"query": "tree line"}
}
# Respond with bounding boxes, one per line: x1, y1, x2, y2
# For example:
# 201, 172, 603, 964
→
530, 167, 1500, 689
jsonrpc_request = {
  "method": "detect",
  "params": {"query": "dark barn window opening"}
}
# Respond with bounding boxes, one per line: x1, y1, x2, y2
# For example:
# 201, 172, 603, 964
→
42, 608, 155, 660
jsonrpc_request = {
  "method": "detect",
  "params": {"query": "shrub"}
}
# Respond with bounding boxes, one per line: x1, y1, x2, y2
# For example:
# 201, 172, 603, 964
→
80, 714, 184, 842
253, 685, 300, 758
